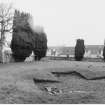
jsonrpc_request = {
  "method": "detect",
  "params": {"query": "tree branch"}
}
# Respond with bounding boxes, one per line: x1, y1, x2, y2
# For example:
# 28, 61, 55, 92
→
4, 27, 13, 32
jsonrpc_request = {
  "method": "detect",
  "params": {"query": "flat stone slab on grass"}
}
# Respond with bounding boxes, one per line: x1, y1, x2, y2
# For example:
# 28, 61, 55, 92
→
33, 71, 60, 82
75, 68, 105, 80
20, 70, 59, 82
48, 67, 105, 80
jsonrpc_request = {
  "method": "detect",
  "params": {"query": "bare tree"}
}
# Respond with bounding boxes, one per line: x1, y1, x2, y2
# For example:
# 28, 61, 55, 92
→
0, 3, 13, 63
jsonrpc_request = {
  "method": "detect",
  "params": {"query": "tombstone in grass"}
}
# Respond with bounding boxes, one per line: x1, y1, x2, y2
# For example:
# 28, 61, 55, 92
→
75, 39, 85, 61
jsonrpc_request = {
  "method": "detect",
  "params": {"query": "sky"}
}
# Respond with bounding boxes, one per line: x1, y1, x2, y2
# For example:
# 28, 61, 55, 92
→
1, 0, 105, 47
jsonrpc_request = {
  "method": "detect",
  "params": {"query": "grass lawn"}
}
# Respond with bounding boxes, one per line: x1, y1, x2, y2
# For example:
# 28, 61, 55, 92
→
0, 60, 105, 103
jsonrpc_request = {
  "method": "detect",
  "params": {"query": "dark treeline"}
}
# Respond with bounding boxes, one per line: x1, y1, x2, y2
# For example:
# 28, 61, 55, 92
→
10, 10, 105, 62
74, 39, 105, 61
10, 10, 47, 62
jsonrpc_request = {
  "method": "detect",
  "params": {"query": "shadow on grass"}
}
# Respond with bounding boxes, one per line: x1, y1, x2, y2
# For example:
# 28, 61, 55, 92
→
33, 78, 60, 83
51, 71, 105, 80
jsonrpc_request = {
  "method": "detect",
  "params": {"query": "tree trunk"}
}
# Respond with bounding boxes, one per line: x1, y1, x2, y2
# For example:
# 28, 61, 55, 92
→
0, 41, 3, 63
0, 22, 5, 63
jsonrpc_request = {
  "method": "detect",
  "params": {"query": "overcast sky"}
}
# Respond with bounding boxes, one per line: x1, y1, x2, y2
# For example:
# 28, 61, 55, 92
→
1, 0, 105, 46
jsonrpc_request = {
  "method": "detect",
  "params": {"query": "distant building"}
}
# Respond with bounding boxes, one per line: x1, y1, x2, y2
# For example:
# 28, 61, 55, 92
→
47, 45, 104, 58
85, 45, 103, 58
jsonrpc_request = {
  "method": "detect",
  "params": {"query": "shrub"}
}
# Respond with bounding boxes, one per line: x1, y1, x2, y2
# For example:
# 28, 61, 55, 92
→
75, 39, 85, 61
33, 31, 47, 61
11, 10, 33, 62
103, 46, 105, 61
11, 10, 47, 62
